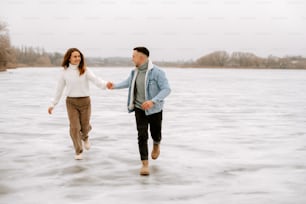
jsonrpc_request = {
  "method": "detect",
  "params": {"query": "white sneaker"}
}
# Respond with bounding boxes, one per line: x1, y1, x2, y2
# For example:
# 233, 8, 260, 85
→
84, 139, 91, 150
74, 154, 83, 160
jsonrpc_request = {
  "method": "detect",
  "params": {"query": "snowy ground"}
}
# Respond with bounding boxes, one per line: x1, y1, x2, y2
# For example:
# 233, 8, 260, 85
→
1, 67, 306, 204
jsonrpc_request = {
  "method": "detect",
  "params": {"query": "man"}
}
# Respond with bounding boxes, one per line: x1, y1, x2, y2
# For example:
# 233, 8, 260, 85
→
107, 47, 171, 176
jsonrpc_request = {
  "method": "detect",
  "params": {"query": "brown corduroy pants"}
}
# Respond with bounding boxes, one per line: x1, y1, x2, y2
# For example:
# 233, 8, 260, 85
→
66, 96, 92, 155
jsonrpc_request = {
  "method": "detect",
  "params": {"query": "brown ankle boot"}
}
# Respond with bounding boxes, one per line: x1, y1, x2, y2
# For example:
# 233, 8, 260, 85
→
140, 160, 150, 176
151, 144, 160, 160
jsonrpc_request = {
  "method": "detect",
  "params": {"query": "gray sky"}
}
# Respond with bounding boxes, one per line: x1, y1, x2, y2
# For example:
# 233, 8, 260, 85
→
0, 0, 305, 61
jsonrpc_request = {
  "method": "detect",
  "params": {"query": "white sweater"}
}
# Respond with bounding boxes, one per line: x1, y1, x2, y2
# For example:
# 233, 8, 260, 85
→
50, 64, 107, 107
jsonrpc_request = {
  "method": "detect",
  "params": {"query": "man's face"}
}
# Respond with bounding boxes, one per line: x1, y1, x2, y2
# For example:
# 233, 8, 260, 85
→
132, 50, 146, 67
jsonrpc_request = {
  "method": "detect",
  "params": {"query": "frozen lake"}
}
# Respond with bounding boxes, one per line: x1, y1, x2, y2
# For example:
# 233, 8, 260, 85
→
1, 67, 306, 204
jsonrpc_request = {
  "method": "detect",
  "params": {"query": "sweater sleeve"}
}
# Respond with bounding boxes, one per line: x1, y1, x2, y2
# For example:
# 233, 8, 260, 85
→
86, 68, 107, 89
50, 71, 65, 108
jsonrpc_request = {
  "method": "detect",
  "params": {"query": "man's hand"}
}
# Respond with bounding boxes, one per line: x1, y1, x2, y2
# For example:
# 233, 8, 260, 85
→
106, 82, 114, 89
48, 107, 53, 115
141, 101, 154, 110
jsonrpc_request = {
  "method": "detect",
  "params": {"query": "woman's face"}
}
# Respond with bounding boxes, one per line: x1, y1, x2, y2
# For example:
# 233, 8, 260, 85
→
69, 51, 81, 65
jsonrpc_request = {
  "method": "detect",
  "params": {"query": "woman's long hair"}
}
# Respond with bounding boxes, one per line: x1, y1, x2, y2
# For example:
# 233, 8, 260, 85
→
61, 48, 86, 75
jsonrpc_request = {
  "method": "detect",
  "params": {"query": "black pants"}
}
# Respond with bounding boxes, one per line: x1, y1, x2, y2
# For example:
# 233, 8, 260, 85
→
135, 108, 163, 161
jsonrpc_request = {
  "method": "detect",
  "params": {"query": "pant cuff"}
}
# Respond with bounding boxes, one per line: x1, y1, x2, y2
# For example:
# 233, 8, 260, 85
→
153, 141, 160, 145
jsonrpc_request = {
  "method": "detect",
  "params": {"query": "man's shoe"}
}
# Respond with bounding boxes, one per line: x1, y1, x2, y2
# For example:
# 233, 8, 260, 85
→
151, 144, 160, 160
140, 160, 150, 176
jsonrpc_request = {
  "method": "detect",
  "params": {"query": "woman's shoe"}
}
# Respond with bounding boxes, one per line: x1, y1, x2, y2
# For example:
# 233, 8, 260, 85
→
84, 139, 91, 150
74, 153, 83, 160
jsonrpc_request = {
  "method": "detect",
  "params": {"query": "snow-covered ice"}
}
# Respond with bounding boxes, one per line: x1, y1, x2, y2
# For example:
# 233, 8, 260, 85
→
0, 67, 306, 204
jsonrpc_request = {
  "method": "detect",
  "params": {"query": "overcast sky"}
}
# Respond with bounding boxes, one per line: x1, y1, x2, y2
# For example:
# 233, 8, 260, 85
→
0, 0, 305, 61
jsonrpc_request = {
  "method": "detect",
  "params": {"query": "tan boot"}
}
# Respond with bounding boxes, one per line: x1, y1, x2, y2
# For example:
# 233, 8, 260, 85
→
140, 160, 150, 176
151, 144, 160, 160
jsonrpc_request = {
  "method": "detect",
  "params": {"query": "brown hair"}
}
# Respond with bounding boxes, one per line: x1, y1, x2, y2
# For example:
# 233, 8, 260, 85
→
61, 48, 86, 75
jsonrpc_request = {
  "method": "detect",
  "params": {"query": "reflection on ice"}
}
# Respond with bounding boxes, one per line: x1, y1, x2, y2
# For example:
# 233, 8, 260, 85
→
1, 68, 306, 203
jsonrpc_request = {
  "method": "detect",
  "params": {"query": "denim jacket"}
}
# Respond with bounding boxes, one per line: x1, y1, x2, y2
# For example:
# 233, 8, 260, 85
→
114, 60, 171, 115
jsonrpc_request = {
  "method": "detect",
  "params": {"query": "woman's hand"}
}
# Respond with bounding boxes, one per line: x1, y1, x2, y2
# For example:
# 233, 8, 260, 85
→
48, 107, 53, 115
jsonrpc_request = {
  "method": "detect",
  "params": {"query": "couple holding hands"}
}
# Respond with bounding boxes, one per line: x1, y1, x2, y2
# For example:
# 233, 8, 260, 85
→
48, 47, 171, 176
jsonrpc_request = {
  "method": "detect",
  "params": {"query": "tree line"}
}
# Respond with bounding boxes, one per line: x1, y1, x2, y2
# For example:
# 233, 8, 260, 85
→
0, 21, 60, 70
1, 20, 306, 70
195, 51, 306, 69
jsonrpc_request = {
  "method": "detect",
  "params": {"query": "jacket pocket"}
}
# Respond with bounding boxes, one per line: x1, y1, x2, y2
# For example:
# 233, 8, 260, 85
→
148, 79, 159, 95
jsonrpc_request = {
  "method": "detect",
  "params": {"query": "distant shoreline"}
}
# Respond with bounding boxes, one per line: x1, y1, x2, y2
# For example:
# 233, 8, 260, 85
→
5, 46, 306, 70
5, 65, 306, 71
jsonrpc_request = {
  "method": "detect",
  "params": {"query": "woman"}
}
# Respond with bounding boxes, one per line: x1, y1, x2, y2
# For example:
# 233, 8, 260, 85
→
48, 48, 108, 160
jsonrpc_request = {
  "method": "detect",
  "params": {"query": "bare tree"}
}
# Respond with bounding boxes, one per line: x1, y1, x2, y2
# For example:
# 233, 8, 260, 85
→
0, 21, 15, 70
197, 51, 229, 67
230, 52, 261, 67
0, 21, 9, 68
264, 55, 280, 68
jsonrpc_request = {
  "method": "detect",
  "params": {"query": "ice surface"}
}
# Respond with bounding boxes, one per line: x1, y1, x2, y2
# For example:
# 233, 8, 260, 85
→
0, 67, 306, 204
